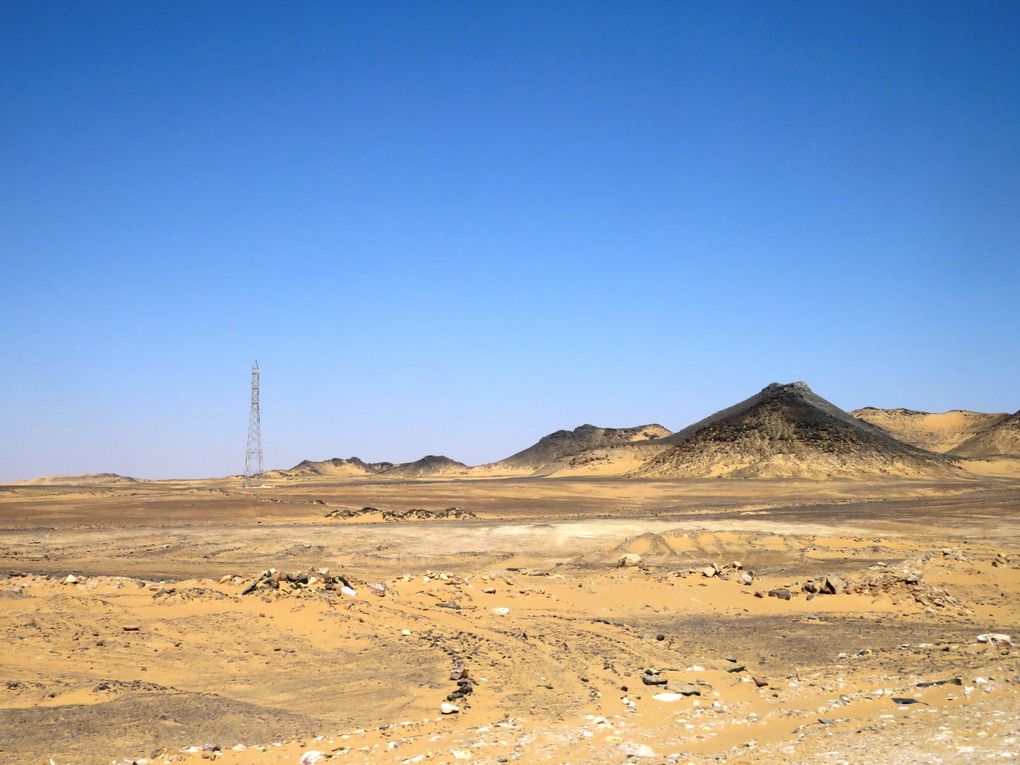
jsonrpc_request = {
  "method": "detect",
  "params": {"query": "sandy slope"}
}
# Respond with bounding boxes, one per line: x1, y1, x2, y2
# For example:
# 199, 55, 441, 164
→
18, 473, 139, 486
954, 411, 1020, 458
852, 408, 1010, 453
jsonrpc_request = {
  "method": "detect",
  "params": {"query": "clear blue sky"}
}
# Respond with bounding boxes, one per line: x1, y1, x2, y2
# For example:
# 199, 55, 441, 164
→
2, 1, 1018, 480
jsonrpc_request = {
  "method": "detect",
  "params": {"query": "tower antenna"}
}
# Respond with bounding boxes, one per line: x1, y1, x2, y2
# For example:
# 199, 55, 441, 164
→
243, 360, 264, 488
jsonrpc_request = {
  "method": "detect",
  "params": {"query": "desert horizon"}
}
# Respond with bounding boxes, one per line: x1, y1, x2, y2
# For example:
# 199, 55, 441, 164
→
2, 375, 1019, 764
12, 380, 1019, 485
4, 3, 1019, 764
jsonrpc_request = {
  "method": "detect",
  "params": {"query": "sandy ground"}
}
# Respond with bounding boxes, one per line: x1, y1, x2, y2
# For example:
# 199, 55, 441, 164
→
0, 475, 1018, 765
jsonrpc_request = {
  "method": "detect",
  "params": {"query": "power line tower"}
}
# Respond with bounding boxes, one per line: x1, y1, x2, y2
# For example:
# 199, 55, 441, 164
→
243, 360, 264, 488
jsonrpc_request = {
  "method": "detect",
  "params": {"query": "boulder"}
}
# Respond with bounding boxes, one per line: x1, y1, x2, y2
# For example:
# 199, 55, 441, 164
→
823, 576, 846, 595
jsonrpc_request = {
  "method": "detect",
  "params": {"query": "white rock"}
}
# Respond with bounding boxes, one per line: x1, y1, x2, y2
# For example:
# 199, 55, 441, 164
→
340, 585, 357, 597
977, 633, 1012, 645
618, 553, 642, 567
491, 607, 510, 615
619, 742, 656, 757
300, 751, 324, 765
652, 692, 685, 702
64, 574, 78, 584
440, 702, 459, 715
401, 629, 412, 636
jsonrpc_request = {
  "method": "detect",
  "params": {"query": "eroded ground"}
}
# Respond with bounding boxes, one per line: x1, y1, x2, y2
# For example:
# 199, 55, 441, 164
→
0, 476, 1018, 764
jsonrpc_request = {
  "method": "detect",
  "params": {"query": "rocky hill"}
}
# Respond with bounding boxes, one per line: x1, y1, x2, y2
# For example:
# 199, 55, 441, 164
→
497, 423, 671, 474
273, 457, 394, 479
634, 382, 960, 479
377, 455, 468, 479
851, 407, 1008, 454
953, 411, 1020, 457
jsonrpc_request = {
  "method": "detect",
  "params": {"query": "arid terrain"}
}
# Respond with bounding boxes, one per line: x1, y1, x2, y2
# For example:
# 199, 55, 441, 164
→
1, 470, 1019, 765
3, 383, 1019, 765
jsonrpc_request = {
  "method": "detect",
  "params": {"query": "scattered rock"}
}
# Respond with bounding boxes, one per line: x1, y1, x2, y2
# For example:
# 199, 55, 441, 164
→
241, 568, 359, 599
619, 742, 655, 758
641, 669, 668, 686
977, 632, 1012, 647
672, 683, 702, 696
822, 576, 846, 595
324, 506, 476, 522
701, 564, 718, 578
299, 751, 324, 765
917, 678, 962, 688
768, 587, 792, 601
440, 702, 459, 715
740, 572, 754, 585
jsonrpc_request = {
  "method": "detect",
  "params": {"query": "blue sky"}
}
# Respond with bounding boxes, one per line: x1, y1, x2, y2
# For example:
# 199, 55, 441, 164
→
2, 1, 1018, 480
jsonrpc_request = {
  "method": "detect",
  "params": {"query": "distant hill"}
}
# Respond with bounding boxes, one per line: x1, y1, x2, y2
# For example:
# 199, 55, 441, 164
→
270, 457, 394, 479
497, 423, 671, 474
634, 382, 960, 479
377, 455, 468, 478
851, 407, 1009, 454
24, 473, 138, 486
953, 411, 1020, 457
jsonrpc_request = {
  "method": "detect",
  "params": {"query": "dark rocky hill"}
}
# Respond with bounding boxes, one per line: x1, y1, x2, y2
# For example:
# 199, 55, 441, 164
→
498, 423, 671, 472
635, 382, 960, 479
377, 455, 468, 478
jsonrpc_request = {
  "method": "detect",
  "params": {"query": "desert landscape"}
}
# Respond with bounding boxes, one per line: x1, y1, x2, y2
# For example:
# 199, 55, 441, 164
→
2, 382, 1018, 765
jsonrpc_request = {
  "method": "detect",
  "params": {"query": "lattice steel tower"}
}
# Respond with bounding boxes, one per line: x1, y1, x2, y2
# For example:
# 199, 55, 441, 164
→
243, 360, 264, 488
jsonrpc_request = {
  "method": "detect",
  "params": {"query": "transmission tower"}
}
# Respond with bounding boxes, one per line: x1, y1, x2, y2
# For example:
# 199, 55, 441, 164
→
243, 360, 264, 488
